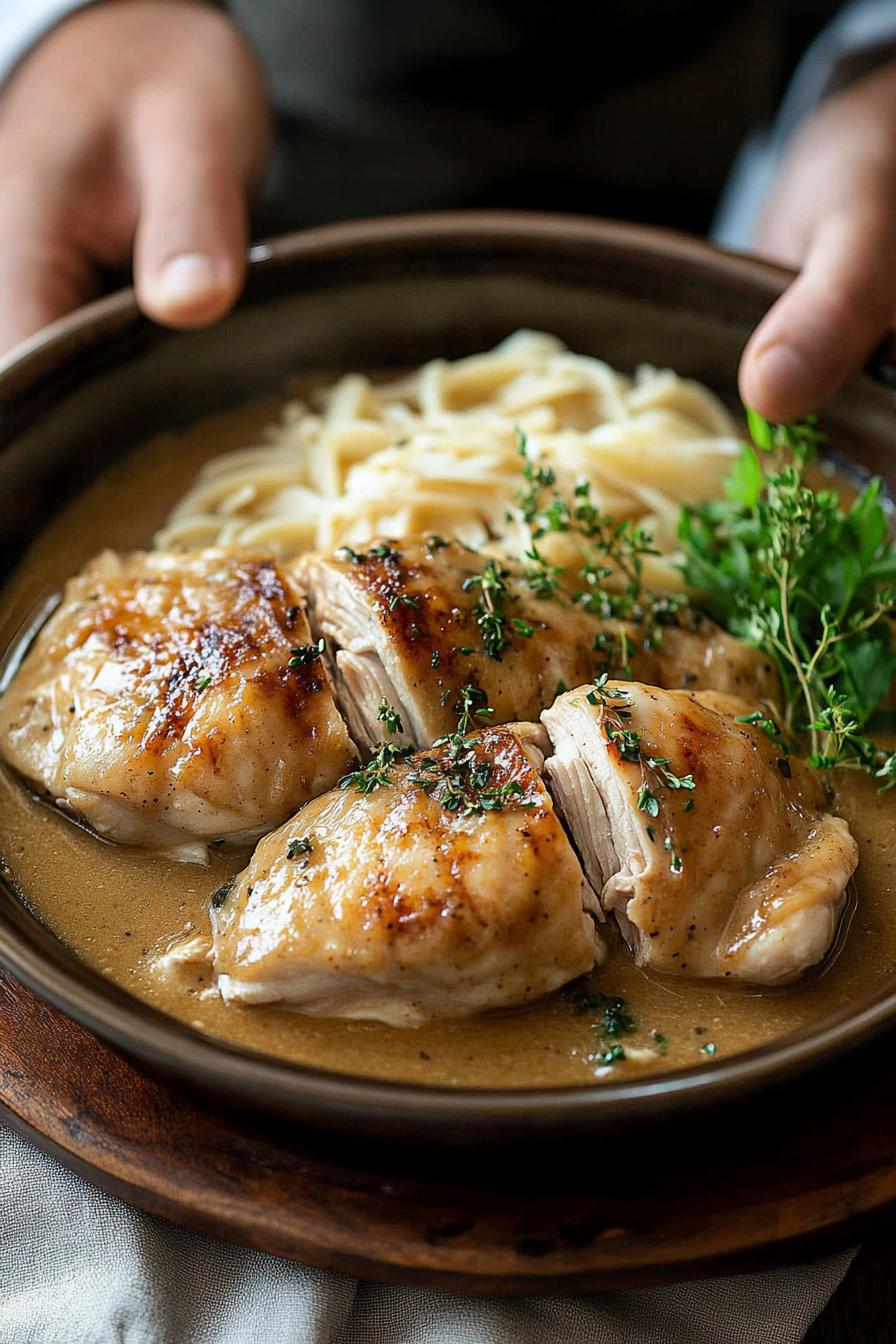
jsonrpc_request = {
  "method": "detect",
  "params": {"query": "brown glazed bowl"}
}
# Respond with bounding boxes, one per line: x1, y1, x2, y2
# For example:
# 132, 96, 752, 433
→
1, 210, 896, 1149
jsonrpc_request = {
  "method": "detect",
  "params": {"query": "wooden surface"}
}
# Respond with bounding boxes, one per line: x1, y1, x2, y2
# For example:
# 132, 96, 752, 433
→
4, 966, 896, 1302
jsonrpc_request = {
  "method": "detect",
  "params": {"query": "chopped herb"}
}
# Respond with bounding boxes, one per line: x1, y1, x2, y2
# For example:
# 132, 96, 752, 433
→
588, 675, 695, 866
409, 623, 422, 640
596, 1044, 626, 1067
700, 1042, 717, 1056
195, 675, 212, 691
556, 679, 567, 696
210, 879, 234, 909
407, 686, 529, 816
288, 638, 325, 669
646, 824, 656, 842
287, 836, 313, 860
377, 699, 404, 735
651, 1031, 669, 1055
431, 649, 441, 669
388, 593, 420, 611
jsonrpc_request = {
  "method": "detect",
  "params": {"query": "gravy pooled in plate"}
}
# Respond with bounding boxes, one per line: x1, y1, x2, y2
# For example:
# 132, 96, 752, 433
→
1, 342, 895, 1087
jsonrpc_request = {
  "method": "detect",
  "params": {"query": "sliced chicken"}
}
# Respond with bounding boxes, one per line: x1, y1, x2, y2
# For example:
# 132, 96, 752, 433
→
210, 723, 604, 1024
542, 682, 858, 985
0, 549, 355, 861
295, 536, 780, 752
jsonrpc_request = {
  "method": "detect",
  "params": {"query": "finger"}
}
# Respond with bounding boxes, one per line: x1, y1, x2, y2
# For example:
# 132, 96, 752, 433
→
130, 82, 259, 328
740, 170, 896, 422
0, 168, 97, 359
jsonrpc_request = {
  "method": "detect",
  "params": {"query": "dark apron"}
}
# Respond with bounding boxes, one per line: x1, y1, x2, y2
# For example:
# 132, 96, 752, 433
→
226, 0, 841, 234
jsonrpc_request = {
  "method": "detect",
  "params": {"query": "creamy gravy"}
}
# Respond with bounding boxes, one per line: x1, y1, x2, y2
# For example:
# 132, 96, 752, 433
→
1, 401, 895, 1089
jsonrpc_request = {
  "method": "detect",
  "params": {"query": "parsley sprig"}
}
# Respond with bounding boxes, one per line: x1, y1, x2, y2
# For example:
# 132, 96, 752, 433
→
679, 411, 896, 779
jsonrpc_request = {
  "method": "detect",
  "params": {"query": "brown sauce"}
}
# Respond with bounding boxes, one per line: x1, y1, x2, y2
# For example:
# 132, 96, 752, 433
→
1, 400, 895, 1089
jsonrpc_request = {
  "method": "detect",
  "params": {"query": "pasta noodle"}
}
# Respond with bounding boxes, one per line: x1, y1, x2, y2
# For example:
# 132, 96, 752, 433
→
155, 330, 743, 592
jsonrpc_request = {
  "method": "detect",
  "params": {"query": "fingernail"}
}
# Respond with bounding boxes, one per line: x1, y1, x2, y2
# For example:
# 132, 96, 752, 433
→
152, 253, 220, 309
753, 343, 817, 417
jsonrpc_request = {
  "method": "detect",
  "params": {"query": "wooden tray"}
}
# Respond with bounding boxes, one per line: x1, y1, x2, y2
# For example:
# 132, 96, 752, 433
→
3, 965, 896, 1293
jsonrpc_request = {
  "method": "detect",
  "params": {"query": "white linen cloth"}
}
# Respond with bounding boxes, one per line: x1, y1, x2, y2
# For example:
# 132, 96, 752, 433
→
0, 1124, 855, 1344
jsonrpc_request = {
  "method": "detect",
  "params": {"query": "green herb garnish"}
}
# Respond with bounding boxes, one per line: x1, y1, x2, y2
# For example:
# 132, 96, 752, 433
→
338, 741, 415, 794
679, 411, 896, 780
462, 559, 516, 660
586, 675, 694, 863
288, 638, 325, 669
287, 837, 313, 860
377, 699, 404, 736
210, 879, 234, 909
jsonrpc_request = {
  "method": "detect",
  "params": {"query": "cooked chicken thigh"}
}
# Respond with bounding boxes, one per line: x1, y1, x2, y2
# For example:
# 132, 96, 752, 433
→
296, 536, 780, 752
542, 682, 858, 985
0, 549, 355, 861
211, 723, 604, 1024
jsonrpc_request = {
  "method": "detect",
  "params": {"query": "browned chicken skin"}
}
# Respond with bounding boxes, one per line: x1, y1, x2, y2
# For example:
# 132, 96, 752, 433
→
542, 682, 858, 985
295, 536, 781, 752
211, 724, 604, 1024
0, 549, 355, 860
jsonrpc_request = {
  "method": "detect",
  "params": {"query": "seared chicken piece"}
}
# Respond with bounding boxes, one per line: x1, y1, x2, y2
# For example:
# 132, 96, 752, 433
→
0, 549, 355, 861
542, 682, 858, 985
296, 536, 780, 752
211, 723, 604, 1024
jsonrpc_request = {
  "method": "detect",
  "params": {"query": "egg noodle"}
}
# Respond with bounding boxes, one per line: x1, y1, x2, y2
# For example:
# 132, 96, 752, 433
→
155, 330, 742, 592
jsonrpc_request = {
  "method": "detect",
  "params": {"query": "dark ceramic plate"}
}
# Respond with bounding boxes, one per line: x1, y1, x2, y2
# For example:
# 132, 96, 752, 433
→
1, 211, 896, 1147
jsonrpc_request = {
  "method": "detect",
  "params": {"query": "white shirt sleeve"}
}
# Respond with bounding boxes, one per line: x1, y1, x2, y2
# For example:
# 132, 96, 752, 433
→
0, 1, 96, 89
714, 0, 896, 249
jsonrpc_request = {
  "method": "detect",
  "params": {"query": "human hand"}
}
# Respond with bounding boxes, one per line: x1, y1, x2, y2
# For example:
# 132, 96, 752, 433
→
739, 60, 896, 422
0, 0, 271, 358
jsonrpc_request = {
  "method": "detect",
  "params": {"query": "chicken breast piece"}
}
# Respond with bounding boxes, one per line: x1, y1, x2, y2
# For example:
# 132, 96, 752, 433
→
295, 535, 780, 752
542, 682, 858, 985
0, 549, 355, 861
210, 723, 604, 1025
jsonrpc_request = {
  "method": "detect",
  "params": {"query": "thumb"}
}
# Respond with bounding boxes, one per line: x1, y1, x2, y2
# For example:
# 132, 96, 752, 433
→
739, 200, 896, 422
130, 81, 267, 328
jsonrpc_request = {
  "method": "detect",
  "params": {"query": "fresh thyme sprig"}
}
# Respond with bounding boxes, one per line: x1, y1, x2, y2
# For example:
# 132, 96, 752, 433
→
512, 429, 683, 674
679, 410, 896, 781
586, 675, 694, 866
338, 740, 416, 794
461, 558, 536, 660
408, 685, 533, 816
335, 541, 401, 564
514, 428, 660, 614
